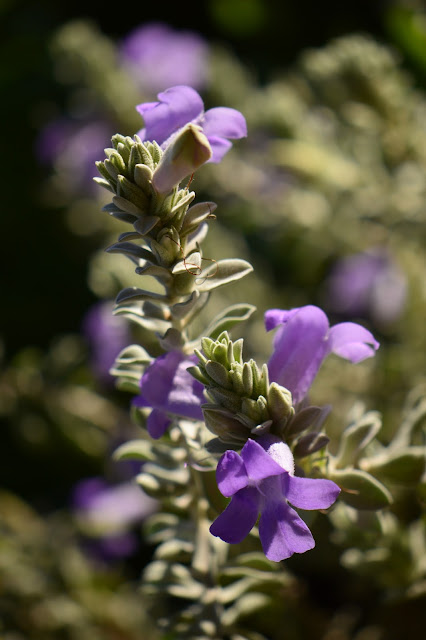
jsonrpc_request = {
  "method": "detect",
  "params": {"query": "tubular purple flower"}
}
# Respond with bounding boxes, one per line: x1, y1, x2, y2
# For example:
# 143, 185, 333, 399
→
133, 350, 205, 439
210, 437, 340, 561
265, 305, 379, 405
136, 85, 247, 163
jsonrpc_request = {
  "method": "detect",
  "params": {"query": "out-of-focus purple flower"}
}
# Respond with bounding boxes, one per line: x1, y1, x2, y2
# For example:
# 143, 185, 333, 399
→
82, 301, 130, 386
210, 436, 340, 561
136, 85, 247, 163
36, 118, 110, 192
72, 477, 157, 561
120, 22, 209, 93
133, 350, 205, 439
265, 305, 379, 405
324, 249, 407, 327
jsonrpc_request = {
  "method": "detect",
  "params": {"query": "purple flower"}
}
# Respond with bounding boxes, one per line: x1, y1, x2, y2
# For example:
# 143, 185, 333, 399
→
265, 305, 379, 405
36, 118, 110, 193
72, 477, 157, 560
133, 350, 205, 439
136, 85, 247, 162
210, 437, 340, 561
324, 249, 407, 327
120, 22, 209, 93
82, 301, 130, 386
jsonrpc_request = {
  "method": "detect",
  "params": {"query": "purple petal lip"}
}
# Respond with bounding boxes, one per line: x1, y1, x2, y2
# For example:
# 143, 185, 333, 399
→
136, 85, 247, 163
265, 305, 379, 404
210, 438, 340, 562
137, 86, 204, 144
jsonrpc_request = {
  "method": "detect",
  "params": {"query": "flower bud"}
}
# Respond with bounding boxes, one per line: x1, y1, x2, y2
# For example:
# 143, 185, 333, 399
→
152, 124, 212, 194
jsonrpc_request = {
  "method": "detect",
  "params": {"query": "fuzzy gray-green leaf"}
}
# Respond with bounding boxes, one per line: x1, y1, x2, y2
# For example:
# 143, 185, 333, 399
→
330, 468, 392, 510
197, 259, 253, 292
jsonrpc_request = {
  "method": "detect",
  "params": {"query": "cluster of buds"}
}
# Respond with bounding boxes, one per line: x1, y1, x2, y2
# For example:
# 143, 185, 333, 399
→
189, 331, 329, 459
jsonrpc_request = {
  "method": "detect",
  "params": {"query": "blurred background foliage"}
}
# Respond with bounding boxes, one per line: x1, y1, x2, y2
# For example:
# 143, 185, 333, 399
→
1, 0, 426, 638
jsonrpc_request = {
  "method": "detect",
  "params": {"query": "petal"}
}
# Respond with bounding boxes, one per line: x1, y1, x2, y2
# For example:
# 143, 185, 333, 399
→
216, 450, 248, 497
166, 355, 205, 420
138, 351, 204, 420
264, 308, 300, 332
146, 409, 171, 439
240, 439, 286, 481
284, 474, 341, 510
205, 135, 232, 163
202, 107, 247, 140
328, 322, 379, 363
267, 306, 330, 404
210, 487, 259, 544
258, 501, 315, 561
136, 85, 204, 144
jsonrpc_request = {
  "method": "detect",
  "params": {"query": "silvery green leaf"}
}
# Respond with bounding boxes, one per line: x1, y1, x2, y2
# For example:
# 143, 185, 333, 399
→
334, 411, 382, 469
155, 538, 193, 561
116, 287, 166, 304
102, 202, 138, 223
136, 472, 162, 497
197, 259, 253, 292
330, 468, 392, 510
392, 393, 426, 447
221, 593, 272, 626
114, 306, 171, 333
180, 201, 217, 235
118, 230, 142, 242
201, 303, 256, 340
113, 439, 156, 462
135, 265, 173, 285
106, 241, 156, 263
93, 176, 114, 192
171, 290, 209, 321
361, 447, 426, 485
186, 221, 209, 253
112, 195, 143, 216
133, 215, 161, 235
142, 463, 189, 489
143, 513, 180, 543
172, 251, 202, 274
186, 365, 210, 385
158, 328, 184, 351
114, 343, 152, 365
112, 376, 142, 394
